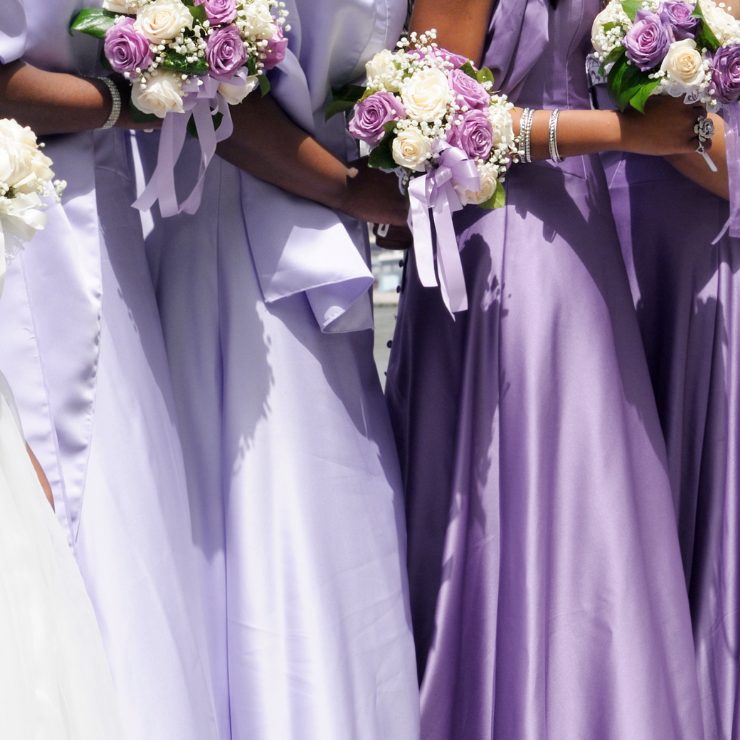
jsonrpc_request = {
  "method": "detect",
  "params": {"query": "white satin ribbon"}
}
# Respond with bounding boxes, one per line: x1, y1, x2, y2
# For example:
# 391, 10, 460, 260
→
408, 144, 480, 315
133, 74, 237, 218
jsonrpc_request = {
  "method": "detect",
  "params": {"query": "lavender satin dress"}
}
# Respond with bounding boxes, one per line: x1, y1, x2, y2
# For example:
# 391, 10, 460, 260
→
0, 4, 218, 740
603, 145, 740, 738
386, 1, 704, 737
140, 1, 420, 738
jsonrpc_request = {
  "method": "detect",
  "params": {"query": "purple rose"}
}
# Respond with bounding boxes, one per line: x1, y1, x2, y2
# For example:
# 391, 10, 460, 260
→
206, 25, 248, 81
447, 69, 490, 110
709, 44, 740, 103
659, 0, 700, 40
203, 0, 237, 25
447, 109, 493, 161
348, 92, 406, 146
103, 18, 152, 75
623, 9, 673, 71
261, 27, 288, 71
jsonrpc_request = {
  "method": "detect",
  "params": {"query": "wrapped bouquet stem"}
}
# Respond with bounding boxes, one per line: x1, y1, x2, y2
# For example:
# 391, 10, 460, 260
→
71, 0, 289, 217
334, 30, 518, 315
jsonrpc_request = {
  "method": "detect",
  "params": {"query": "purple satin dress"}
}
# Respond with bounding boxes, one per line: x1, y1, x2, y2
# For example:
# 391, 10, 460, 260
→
603, 146, 740, 738
385, 1, 704, 737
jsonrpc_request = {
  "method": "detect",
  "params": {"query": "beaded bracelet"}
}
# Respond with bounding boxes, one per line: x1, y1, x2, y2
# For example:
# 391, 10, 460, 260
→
548, 109, 564, 164
97, 77, 121, 130
519, 108, 535, 164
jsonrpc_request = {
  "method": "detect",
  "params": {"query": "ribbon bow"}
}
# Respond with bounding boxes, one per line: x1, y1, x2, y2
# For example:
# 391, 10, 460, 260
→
0, 192, 47, 293
408, 144, 480, 316
133, 74, 238, 218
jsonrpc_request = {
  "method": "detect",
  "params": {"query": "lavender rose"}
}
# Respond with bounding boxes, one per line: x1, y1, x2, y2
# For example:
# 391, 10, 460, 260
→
348, 92, 406, 146
407, 47, 468, 70
447, 69, 489, 110
206, 25, 248, 81
104, 18, 152, 74
262, 27, 288, 71
660, 0, 700, 40
203, 0, 237, 25
447, 109, 493, 161
709, 44, 740, 103
623, 9, 673, 71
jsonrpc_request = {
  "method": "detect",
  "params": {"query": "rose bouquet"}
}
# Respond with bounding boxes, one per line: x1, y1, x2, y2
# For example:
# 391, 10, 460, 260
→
332, 31, 518, 314
592, 0, 740, 112
71, 0, 289, 216
0, 119, 65, 274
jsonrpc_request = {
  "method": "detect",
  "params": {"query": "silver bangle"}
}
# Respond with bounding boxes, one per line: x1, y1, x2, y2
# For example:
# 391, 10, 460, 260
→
548, 109, 564, 163
97, 76, 121, 130
519, 108, 535, 163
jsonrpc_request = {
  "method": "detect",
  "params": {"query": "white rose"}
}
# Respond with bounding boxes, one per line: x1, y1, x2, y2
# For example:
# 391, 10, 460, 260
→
135, 0, 193, 42
401, 68, 450, 122
365, 49, 401, 91
660, 39, 705, 89
699, 0, 740, 44
0, 141, 53, 192
455, 162, 498, 206
239, 2, 277, 40
0, 119, 38, 149
102, 0, 136, 14
131, 71, 184, 117
391, 128, 432, 171
219, 76, 259, 105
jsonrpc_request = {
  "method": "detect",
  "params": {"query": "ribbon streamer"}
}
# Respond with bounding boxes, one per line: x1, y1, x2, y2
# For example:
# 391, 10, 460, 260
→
713, 101, 740, 244
408, 144, 481, 316
133, 74, 238, 218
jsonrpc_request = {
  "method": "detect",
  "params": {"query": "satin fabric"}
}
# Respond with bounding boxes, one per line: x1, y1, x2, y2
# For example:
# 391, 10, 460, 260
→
0, 371, 122, 740
385, 1, 704, 738
141, 1, 419, 739
0, 4, 219, 740
603, 150, 740, 740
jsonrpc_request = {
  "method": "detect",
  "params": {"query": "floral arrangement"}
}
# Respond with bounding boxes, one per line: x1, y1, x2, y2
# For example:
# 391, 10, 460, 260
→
592, 0, 740, 112
333, 31, 518, 314
71, 0, 289, 217
72, 0, 289, 117
0, 120, 65, 269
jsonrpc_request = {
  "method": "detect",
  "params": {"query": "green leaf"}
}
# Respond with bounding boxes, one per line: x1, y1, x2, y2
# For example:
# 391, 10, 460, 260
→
69, 8, 117, 38
602, 21, 617, 32
100, 48, 112, 72
476, 67, 495, 87
247, 56, 258, 76
129, 101, 160, 125
599, 45, 626, 75
479, 181, 506, 210
458, 61, 477, 79
325, 99, 358, 121
607, 53, 656, 111
187, 111, 224, 139
368, 129, 397, 170
620, 0, 642, 21
326, 84, 367, 120
359, 86, 379, 102
188, 4, 207, 24
692, 2, 721, 51
628, 76, 661, 113
259, 74, 270, 97
160, 50, 209, 75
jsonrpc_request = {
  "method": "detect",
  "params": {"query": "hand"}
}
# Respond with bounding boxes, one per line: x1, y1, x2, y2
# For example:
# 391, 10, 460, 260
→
339, 158, 409, 227
373, 223, 413, 250
619, 96, 709, 156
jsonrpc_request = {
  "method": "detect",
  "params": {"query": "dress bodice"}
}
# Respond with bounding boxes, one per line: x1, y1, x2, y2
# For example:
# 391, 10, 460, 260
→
484, 0, 600, 110
0, 0, 101, 74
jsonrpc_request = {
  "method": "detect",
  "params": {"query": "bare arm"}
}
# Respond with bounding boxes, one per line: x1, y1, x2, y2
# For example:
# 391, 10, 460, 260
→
216, 93, 409, 226
0, 60, 157, 134
26, 444, 53, 510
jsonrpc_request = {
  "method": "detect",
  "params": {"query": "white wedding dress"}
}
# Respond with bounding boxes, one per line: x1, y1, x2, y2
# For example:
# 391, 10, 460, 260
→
0, 366, 121, 739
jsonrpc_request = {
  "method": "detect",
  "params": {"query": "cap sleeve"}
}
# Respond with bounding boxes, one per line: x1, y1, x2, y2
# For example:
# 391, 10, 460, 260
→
0, 0, 27, 65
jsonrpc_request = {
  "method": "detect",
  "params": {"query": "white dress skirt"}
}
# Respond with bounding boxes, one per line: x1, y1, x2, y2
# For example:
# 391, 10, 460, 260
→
0, 371, 121, 740
140, 1, 420, 738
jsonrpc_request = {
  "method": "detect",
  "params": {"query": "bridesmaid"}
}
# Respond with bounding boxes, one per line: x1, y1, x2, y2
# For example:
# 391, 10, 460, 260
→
141, 0, 420, 738
0, 3, 219, 740
601, 7, 740, 733
386, 0, 709, 737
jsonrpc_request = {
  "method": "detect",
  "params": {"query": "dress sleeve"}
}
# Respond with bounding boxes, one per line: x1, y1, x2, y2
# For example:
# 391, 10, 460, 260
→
0, 0, 28, 65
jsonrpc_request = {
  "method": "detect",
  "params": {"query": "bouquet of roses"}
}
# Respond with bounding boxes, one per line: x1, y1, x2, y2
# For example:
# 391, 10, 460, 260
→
71, 0, 289, 216
0, 119, 65, 274
332, 31, 518, 314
